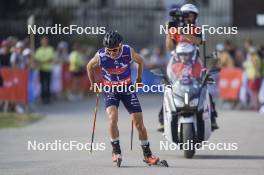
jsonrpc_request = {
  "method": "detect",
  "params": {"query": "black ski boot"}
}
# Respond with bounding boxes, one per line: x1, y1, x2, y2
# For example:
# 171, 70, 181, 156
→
111, 141, 122, 167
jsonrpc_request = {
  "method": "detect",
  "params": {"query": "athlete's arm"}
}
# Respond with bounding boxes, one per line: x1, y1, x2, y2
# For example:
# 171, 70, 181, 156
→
131, 48, 143, 83
166, 34, 175, 51
87, 52, 99, 86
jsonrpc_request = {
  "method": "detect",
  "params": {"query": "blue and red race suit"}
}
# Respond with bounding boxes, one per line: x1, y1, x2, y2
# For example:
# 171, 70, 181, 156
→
98, 44, 142, 113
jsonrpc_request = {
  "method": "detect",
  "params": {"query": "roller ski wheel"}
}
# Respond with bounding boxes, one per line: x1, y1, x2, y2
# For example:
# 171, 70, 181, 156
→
157, 160, 169, 167
112, 153, 122, 167
143, 156, 169, 167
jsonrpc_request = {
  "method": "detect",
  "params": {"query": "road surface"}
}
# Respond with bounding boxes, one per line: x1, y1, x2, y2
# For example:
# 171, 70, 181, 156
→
0, 94, 264, 175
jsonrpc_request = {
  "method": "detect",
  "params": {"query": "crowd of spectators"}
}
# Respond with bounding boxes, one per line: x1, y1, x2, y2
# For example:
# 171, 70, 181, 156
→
1, 36, 263, 113
0, 36, 91, 113
216, 39, 264, 112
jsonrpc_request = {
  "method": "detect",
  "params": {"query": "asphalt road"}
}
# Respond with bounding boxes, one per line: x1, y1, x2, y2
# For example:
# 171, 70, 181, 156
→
0, 94, 264, 175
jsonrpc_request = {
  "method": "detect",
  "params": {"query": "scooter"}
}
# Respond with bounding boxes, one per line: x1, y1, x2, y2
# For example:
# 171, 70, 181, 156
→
151, 54, 219, 159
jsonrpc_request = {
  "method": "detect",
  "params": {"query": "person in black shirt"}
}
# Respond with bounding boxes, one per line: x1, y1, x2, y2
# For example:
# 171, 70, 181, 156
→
0, 40, 11, 67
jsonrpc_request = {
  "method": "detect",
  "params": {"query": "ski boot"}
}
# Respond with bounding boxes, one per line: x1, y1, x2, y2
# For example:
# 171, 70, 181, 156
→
141, 144, 168, 167
111, 141, 122, 167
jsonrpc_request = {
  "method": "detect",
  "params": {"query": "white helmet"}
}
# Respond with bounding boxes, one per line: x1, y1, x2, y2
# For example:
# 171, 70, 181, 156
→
176, 43, 195, 54
176, 43, 196, 63
180, 4, 199, 15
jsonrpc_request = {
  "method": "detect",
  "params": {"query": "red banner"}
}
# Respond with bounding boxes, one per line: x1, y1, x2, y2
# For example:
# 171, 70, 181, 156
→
0, 68, 28, 103
62, 64, 102, 92
218, 68, 243, 100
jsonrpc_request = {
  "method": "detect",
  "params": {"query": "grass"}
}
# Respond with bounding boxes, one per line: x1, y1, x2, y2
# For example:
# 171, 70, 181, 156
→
0, 112, 44, 128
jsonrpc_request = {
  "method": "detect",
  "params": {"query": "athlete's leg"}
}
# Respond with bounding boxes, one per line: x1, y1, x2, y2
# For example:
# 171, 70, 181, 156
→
131, 112, 148, 141
106, 106, 119, 139
120, 92, 146, 140
131, 112, 161, 164
104, 92, 122, 161
120, 92, 160, 164
107, 105, 122, 162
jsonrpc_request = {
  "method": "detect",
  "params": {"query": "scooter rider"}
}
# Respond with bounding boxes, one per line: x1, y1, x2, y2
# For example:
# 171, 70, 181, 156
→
166, 4, 202, 51
157, 4, 219, 131
87, 31, 167, 166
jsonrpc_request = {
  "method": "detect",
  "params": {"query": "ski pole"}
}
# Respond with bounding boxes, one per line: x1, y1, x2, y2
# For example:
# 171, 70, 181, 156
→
202, 32, 207, 68
130, 120, 134, 151
90, 92, 99, 153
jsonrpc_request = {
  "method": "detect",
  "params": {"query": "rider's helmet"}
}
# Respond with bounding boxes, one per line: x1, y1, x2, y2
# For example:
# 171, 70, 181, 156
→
176, 43, 196, 64
103, 30, 123, 48
180, 4, 199, 21
180, 4, 199, 15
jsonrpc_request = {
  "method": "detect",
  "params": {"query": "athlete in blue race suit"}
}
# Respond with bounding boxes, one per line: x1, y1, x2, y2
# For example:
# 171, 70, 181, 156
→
87, 31, 163, 166
98, 44, 142, 113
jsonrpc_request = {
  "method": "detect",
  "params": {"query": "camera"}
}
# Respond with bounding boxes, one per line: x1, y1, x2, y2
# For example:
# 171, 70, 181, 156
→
168, 8, 185, 28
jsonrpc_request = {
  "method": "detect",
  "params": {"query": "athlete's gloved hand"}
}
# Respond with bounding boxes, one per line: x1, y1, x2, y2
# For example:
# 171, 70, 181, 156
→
131, 78, 144, 92
89, 82, 101, 93
135, 77, 144, 87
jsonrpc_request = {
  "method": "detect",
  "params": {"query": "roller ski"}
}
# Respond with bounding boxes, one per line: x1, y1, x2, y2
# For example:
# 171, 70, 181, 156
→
141, 144, 169, 167
111, 141, 122, 167
112, 153, 122, 167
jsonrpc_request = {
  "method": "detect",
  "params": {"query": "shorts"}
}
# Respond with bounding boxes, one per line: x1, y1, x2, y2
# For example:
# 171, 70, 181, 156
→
103, 91, 142, 114
248, 78, 261, 92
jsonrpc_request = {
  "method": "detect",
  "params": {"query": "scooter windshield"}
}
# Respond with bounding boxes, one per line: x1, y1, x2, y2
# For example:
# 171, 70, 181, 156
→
167, 60, 202, 98
167, 57, 203, 83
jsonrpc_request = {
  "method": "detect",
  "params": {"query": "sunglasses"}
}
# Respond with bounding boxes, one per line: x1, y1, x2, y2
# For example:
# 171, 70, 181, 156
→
106, 47, 120, 53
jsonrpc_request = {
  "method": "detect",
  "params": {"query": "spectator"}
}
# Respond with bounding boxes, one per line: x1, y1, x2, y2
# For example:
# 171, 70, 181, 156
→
51, 41, 69, 99
243, 47, 261, 110
258, 46, 264, 113
55, 41, 69, 63
10, 41, 29, 113
243, 39, 253, 56
34, 36, 55, 104
0, 40, 11, 67
10, 41, 28, 69
224, 40, 236, 58
216, 43, 234, 68
68, 43, 85, 101
6, 36, 18, 48
234, 49, 245, 69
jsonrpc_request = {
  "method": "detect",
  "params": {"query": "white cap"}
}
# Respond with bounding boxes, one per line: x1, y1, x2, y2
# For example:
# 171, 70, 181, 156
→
180, 4, 199, 14
16, 41, 24, 48
22, 48, 31, 56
